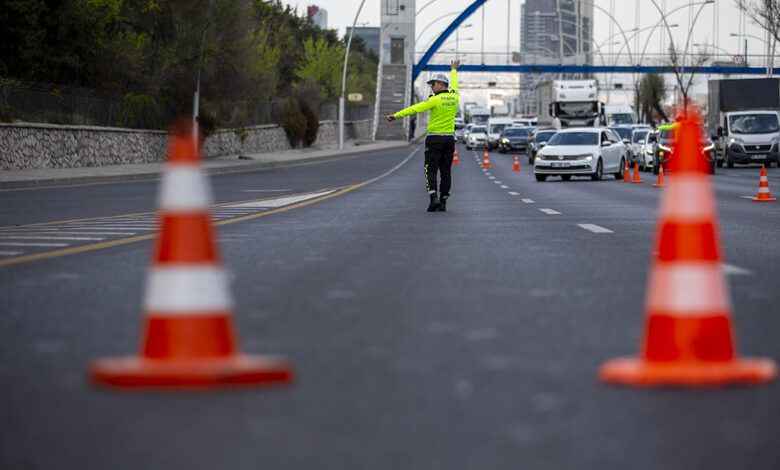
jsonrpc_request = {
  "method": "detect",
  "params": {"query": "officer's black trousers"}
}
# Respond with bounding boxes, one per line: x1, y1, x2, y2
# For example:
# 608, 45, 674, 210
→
424, 135, 455, 197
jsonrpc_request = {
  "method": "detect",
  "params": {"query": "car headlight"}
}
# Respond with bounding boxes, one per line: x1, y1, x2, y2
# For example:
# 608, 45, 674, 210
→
501, 138, 509, 144
729, 137, 744, 145
536, 154, 546, 161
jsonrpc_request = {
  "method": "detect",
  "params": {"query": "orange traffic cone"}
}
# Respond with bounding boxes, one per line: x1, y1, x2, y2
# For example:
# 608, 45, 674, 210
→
623, 159, 630, 183
632, 161, 643, 184
90, 124, 293, 389
653, 164, 665, 188
512, 155, 521, 173
752, 165, 776, 202
599, 109, 776, 387
482, 148, 492, 169
453, 148, 460, 166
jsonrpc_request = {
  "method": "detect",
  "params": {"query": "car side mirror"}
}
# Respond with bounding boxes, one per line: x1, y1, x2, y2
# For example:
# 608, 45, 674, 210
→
539, 142, 547, 148
622, 139, 630, 145
601, 141, 611, 147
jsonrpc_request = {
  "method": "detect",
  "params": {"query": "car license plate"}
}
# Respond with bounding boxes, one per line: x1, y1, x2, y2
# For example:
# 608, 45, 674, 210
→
752, 154, 767, 160
552, 162, 569, 168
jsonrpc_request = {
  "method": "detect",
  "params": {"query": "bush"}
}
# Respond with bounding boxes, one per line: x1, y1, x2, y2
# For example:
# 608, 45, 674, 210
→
119, 93, 161, 129
300, 100, 319, 147
281, 98, 307, 148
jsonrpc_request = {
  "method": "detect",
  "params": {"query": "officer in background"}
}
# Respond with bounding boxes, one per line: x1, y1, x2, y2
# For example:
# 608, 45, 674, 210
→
387, 61, 460, 212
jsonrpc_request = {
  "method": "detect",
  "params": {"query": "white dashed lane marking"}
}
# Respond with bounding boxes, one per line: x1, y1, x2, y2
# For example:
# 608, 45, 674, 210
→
521, 198, 535, 203
0, 242, 69, 247
578, 224, 614, 234
722, 264, 752, 276
539, 208, 562, 215
0, 251, 22, 256
500, 185, 509, 189
488, 176, 496, 180
0, 236, 106, 241
508, 192, 520, 196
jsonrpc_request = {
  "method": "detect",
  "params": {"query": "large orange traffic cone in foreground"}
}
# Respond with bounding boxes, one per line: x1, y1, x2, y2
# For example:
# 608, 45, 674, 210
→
623, 159, 630, 183
752, 165, 776, 202
453, 148, 460, 166
653, 164, 665, 188
90, 125, 293, 389
512, 155, 521, 172
482, 148, 492, 169
600, 110, 776, 387
631, 161, 643, 184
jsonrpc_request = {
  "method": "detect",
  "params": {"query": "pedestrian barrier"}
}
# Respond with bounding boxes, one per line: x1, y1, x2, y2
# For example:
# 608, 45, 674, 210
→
631, 161, 642, 184
512, 155, 521, 173
453, 148, 460, 166
89, 123, 293, 389
653, 165, 665, 188
752, 165, 776, 202
623, 159, 630, 183
599, 109, 777, 387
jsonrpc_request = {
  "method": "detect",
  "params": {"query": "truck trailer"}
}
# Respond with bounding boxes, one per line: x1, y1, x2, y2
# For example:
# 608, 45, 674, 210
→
535, 80, 604, 128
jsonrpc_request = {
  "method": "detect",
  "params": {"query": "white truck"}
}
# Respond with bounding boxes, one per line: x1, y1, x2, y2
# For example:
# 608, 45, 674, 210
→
535, 79, 604, 129
486, 117, 515, 150
603, 104, 635, 126
466, 106, 491, 125
708, 78, 780, 168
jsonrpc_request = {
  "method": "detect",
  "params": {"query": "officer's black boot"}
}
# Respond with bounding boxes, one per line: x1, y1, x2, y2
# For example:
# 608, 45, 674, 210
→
427, 193, 440, 212
438, 195, 448, 212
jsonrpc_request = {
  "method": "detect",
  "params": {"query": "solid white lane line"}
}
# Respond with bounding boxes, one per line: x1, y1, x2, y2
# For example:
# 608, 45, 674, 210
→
0, 236, 105, 241
0, 251, 22, 256
57, 226, 157, 231
722, 264, 752, 276
521, 198, 535, 203
17, 231, 137, 236
578, 224, 614, 234
539, 208, 561, 215
0, 242, 69, 247
508, 192, 520, 196
241, 189, 291, 192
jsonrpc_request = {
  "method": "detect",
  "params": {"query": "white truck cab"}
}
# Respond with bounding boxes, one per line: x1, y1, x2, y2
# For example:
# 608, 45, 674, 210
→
486, 117, 515, 150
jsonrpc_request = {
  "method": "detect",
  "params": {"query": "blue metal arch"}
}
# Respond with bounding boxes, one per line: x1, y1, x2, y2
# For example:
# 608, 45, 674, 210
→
412, 0, 487, 83
420, 64, 779, 75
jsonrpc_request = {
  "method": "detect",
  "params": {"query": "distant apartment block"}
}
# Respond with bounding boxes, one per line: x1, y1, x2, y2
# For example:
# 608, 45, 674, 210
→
307, 5, 328, 29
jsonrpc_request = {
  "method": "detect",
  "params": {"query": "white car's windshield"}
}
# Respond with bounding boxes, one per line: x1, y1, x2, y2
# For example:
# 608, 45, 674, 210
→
503, 128, 530, 137
632, 130, 649, 143
547, 132, 598, 146
472, 126, 487, 134
535, 131, 556, 142
490, 124, 508, 134
729, 114, 780, 134
609, 127, 632, 140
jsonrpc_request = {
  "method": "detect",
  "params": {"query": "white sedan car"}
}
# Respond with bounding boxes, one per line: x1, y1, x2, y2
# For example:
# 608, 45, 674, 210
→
534, 128, 628, 182
466, 125, 488, 150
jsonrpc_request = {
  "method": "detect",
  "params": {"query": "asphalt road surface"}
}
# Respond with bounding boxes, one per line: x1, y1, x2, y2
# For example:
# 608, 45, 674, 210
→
1, 144, 779, 470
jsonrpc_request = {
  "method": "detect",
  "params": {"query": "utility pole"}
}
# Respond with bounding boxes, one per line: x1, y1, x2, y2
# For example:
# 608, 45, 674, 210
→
481, 4, 486, 65
339, 0, 367, 150
506, 0, 511, 65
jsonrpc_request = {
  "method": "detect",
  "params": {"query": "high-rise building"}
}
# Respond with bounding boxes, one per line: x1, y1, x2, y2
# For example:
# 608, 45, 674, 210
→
519, 0, 593, 114
307, 5, 328, 29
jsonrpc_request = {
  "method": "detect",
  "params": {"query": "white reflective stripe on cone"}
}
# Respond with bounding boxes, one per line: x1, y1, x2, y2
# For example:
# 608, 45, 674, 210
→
659, 175, 715, 222
646, 262, 731, 315
144, 266, 233, 313
759, 187, 770, 193
159, 165, 213, 211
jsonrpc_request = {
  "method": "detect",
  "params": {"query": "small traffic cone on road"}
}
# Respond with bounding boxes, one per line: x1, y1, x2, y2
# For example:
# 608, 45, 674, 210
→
632, 161, 643, 184
482, 148, 492, 169
512, 155, 521, 173
599, 109, 776, 387
653, 164, 666, 188
90, 123, 293, 389
623, 159, 631, 183
453, 148, 460, 166
752, 165, 776, 202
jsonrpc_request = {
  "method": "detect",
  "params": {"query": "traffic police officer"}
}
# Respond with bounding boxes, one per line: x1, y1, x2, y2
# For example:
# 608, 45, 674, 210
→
387, 61, 460, 212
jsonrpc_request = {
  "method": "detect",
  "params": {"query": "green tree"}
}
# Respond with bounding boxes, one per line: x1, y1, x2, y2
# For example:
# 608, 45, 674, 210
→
295, 37, 344, 99
639, 73, 668, 124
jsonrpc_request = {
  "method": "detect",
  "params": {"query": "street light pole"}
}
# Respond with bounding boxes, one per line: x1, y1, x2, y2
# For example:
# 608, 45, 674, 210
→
339, 0, 367, 151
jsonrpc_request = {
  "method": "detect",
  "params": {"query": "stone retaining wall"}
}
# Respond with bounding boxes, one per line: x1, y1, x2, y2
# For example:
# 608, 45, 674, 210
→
0, 119, 373, 170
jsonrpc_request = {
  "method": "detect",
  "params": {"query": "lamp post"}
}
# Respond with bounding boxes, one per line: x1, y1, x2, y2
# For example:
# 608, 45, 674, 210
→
731, 32, 772, 75
455, 23, 473, 61
338, 0, 367, 151
192, 0, 215, 146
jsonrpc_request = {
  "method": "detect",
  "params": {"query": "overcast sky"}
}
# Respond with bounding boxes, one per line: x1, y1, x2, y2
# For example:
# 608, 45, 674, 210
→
282, 0, 770, 60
